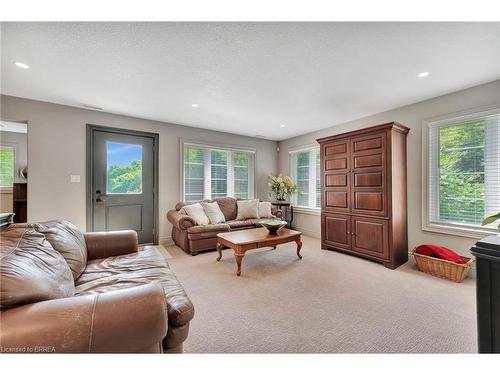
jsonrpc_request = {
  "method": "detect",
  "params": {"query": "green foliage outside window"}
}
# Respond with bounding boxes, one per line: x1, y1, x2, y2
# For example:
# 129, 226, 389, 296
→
107, 160, 142, 194
0, 147, 15, 187
439, 120, 485, 225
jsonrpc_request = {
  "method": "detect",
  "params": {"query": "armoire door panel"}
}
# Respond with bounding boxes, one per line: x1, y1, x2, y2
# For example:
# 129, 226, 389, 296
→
325, 142, 347, 156
326, 174, 348, 187
354, 172, 383, 187
325, 191, 349, 209
325, 157, 348, 171
353, 153, 383, 169
351, 216, 389, 260
322, 213, 351, 249
352, 134, 384, 152
353, 191, 386, 216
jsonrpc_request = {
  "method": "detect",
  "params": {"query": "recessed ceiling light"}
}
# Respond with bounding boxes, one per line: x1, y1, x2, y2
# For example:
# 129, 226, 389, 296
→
417, 71, 429, 78
191, 104, 199, 108
14, 62, 29, 69
280, 124, 286, 128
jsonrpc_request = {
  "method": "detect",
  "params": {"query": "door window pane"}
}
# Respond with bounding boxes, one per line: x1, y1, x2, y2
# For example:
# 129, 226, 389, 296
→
106, 142, 143, 194
0, 146, 15, 188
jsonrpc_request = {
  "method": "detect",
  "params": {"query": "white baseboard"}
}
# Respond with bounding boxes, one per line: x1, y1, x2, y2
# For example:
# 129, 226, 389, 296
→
159, 236, 174, 246
293, 226, 321, 239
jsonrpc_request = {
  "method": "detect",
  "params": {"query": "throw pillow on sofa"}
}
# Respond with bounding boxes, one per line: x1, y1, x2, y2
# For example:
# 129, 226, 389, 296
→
258, 201, 273, 218
236, 199, 260, 220
201, 201, 226, 224
182, 203, 210, 226
0, 225, 75, 309
34, 220, 88, 279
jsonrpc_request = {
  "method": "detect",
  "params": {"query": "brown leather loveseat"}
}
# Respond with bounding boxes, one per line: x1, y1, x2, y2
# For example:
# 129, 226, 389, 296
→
0, 220, 194, 353
167, 197, 282, 256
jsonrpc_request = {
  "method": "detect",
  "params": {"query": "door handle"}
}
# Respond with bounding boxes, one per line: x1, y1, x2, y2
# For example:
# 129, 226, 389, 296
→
95, 193, 107, 203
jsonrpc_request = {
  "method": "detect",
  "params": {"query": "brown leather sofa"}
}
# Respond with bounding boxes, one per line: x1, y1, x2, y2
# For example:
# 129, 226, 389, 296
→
0, 220, 194, 353
167, 197, 282, 255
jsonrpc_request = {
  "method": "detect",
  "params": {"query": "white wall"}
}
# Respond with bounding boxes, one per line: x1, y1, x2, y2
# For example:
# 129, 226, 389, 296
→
278, 79, 500, 256
0, 95, 278, 244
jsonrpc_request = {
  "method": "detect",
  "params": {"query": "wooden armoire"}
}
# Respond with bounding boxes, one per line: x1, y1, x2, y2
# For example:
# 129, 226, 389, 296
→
317, 122, 409, 269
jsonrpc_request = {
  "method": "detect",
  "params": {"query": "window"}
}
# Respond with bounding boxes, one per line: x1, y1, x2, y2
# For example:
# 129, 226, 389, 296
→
0, 145, 15, 189
182, 142, 254, 202
290, 147, 320, 209
425, 109, 500, 236
106, 142, 143, 194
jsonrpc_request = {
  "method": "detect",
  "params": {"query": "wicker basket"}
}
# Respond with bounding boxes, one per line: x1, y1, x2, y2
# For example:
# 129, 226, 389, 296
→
412, 248, 475, 283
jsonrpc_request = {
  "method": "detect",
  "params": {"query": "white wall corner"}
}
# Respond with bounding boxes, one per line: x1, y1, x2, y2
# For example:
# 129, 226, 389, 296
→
159, 236, 174, 246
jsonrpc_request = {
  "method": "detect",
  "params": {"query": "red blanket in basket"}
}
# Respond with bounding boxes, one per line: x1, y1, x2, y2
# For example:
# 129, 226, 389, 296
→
414, 244, 465, 264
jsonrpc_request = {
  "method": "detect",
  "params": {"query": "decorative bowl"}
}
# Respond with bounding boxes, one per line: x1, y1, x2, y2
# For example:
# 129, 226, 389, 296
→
259, 219, 287, 234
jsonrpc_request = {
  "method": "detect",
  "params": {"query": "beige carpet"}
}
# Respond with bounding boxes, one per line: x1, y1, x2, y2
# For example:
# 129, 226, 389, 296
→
163, 235, 477, 353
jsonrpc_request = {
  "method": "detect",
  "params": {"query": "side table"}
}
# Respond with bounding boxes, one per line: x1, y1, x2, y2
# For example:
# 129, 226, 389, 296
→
270, 202, 294, 229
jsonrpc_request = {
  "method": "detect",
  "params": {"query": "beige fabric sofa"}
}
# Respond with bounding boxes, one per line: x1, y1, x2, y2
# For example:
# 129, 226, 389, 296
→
167, 197, 282, 255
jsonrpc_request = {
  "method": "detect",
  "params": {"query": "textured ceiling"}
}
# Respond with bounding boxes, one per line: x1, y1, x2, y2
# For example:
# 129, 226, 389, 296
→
1, 22, 499, 140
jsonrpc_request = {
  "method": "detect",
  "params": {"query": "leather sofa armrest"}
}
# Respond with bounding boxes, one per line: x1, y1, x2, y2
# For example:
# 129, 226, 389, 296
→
0, 284, 167, 353
167, 209, 196, 230
271, 207, 283, 219
84, 230, 138, 260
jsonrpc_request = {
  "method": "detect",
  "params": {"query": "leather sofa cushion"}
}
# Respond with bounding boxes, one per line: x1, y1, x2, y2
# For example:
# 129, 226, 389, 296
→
226, 219, 262, 228
0, 225, 75, 309
75, 246, 194, 327
34, 220, 88, 279
187, 224, 230, 240
214, 197, 237, 221
187, 223, 230, 233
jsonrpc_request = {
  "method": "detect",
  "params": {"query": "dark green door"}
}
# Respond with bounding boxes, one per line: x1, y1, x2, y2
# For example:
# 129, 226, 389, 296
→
91, 130, 155, 244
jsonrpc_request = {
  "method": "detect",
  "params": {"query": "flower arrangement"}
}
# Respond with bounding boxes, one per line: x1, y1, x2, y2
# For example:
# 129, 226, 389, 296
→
268, 174, 298, 201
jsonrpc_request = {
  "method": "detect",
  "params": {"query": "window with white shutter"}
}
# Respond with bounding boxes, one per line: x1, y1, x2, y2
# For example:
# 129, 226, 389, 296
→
424, 108, 500, 237
182, 142, 254, 202
290, 147, 320, 209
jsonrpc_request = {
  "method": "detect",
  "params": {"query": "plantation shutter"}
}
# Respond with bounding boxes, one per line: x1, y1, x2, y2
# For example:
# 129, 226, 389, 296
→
233, 152, 250, 199
210, 150, 228, 198
428, 112, 500, 228
184, 146, 205, 202
290, 147, 320, 208
183, 143, 254, 202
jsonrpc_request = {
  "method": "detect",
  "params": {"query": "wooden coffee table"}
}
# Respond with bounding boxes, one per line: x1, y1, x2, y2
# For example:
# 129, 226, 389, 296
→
216, 227, 302, 276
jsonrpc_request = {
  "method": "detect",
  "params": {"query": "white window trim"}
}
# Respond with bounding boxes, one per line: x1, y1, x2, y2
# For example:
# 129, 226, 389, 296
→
180, 139, 256, 202
289, 144, 321, 211
0, 143, 16, 192
422, 105, 500, 239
